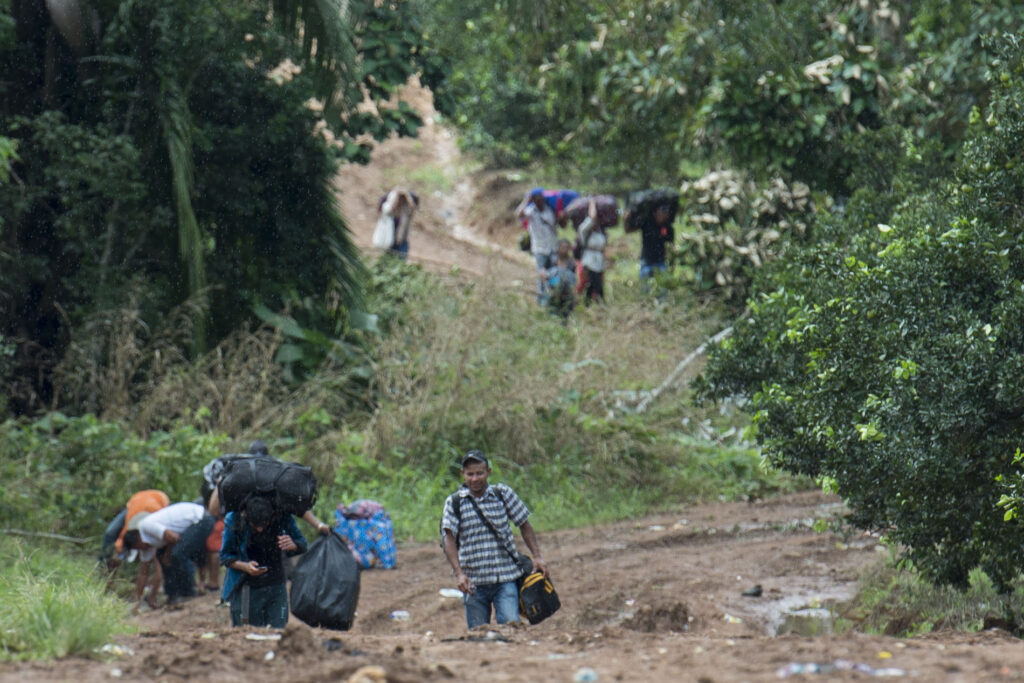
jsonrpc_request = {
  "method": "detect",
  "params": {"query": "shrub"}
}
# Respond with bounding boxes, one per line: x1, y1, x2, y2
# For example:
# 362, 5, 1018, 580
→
698, 36, 1024, 589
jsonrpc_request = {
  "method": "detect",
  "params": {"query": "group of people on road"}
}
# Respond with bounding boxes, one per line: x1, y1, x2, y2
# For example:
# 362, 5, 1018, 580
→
515, 186, 676, 315
101, 441, 541, 632
101, 440, 332, 628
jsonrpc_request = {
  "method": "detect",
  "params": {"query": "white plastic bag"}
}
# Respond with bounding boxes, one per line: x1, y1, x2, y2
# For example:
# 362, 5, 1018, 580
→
372, 213, 394, 249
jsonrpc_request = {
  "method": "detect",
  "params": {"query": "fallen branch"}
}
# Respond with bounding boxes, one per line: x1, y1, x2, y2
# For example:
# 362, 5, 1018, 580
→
1, 528, 93, 544
635, 325, 734, 414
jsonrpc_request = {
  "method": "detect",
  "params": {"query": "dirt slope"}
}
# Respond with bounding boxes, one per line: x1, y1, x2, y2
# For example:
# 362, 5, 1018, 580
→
5, 86, 1024, 683
332, 83, 530, 286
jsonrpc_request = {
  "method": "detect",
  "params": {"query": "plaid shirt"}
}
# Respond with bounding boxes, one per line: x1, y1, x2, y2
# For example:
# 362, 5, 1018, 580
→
441, 483, 530, 586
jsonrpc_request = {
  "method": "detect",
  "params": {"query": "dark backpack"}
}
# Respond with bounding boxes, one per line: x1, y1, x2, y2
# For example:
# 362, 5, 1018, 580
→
219, 456, 317, 516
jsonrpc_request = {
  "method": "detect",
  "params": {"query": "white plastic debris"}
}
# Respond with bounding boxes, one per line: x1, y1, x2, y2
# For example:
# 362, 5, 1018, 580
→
245, 633, 282, 641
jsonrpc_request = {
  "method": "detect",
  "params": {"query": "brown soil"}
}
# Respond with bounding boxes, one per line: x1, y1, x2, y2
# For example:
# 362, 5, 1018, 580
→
5, 492, 1024, 682
5, 84, 1024, 683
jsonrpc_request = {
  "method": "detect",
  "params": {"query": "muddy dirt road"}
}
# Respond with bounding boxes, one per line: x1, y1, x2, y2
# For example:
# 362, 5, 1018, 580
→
5, 492, 1024, 682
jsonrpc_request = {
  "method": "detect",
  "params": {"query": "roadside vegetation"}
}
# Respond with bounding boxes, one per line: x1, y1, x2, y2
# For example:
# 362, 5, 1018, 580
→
0, 538, 134, 661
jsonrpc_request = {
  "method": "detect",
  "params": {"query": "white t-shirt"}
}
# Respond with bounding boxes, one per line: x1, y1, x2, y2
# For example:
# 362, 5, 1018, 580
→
137, 502, 206, 562
523, 202, 557, 256
579, 217, 607, 273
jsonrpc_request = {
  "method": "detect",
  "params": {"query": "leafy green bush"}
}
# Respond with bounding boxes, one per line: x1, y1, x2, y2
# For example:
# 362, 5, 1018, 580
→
0, 414, 226, 538
0, 538, 133, 661
846, 557, 1024, 636
698, 36, 1024, 588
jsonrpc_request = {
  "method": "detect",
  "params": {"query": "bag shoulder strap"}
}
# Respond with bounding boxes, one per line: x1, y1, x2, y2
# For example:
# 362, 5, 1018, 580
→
465, 493, 519, 564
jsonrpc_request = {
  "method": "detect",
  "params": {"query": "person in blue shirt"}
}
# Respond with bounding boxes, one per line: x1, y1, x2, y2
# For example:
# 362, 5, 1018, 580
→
220, 496, 307, 627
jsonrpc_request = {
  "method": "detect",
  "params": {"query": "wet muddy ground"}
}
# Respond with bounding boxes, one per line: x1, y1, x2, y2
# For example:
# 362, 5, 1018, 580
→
6, 491, 1024, 682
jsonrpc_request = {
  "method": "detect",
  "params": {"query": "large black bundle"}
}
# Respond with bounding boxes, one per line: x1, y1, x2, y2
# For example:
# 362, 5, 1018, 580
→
290, 533, 361, 630
219, 456, 317, 516
563, 194, 620, 230
624, 188, 679, 233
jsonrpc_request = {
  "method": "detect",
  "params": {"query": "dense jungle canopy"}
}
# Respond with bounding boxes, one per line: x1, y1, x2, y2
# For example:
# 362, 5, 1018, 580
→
5, 0, 1024, 588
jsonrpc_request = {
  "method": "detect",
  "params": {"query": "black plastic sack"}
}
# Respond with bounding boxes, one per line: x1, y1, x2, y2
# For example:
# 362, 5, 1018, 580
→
624, 188, 679, 233
290, 533, 361, 631
219, 456, 317, 516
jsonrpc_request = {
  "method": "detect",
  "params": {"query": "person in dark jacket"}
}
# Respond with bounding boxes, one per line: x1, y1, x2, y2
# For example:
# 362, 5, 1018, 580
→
638, 204, 675, 280
220, 496, 307, 627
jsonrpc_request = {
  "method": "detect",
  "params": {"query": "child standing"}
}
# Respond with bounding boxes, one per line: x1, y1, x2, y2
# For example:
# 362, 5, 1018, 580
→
547, 239, 577, 319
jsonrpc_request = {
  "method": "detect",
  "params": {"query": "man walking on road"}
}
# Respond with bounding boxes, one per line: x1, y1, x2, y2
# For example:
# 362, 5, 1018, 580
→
441, 449, 548, 629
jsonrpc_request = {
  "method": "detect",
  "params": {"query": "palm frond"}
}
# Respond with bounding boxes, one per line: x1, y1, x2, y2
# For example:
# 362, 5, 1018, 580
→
159, 77, 207, 348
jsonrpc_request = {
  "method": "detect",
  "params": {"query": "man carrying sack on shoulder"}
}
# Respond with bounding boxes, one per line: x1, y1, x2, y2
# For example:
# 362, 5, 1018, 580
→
441, 449, 549, 629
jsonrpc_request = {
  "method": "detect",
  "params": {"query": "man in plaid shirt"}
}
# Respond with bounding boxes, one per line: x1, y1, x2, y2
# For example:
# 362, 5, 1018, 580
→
441, 450, 549, 628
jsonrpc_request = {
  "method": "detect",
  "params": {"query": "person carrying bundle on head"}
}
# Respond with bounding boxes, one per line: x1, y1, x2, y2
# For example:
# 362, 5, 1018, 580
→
220, 495, 307, 627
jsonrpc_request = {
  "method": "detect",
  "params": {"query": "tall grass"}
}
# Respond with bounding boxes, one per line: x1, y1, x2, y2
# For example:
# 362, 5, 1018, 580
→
0, 538, 133, 661
841, 555, 1024, 636
295, 258, 801, 537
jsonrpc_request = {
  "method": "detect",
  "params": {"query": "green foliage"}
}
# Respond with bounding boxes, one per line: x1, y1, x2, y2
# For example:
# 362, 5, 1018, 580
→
674, 169, 816, 302
0, 538, 134, 661
429, 1, 1024, 195
847, 557, 1024, 637
0, 413, 226, 537
697, 36, 1024, 589
314, 258, 801, 539
0, 0, 451, 415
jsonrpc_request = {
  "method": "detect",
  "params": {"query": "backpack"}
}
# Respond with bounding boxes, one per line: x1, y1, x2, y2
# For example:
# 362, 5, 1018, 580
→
218, 456, 317, 516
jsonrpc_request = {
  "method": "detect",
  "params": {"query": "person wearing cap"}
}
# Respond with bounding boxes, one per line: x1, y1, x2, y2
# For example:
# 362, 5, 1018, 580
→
122, 501, 215, 607
203, 439, 331, 536
220, 495, 307, 627
515, 188, 559, 305
441, 449, 549, 629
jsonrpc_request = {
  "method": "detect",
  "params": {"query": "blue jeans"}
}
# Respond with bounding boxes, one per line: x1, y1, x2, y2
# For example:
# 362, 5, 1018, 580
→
388, 240, 409, 261
161, 513, 215, 600
463, 581, 520, 629
639, 260, 666, 279
229, 582, 289, 628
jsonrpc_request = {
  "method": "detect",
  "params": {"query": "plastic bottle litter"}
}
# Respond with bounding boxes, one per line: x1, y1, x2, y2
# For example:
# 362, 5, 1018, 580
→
776, 660, 906, 678
245, 633, 282, 641
390, 610, 411, 621
439, 588, 463, 598
573, 667, 599, 682
264, 650, 275, 661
